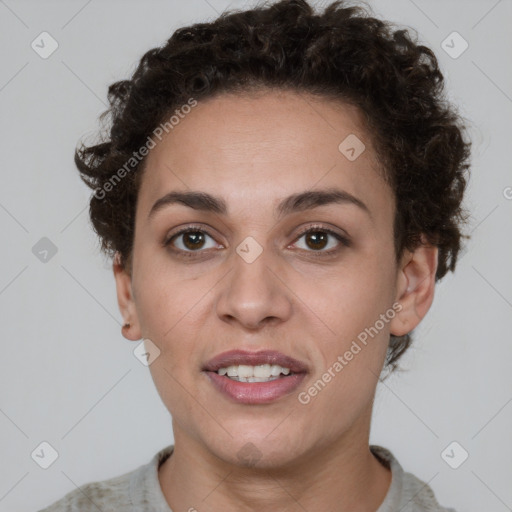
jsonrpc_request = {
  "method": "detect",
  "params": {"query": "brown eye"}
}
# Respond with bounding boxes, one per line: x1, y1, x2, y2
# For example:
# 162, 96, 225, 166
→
291, 226, 350, 255
181, 231, 206, 250
304, 231, 329, 250
165, 228, 218, 254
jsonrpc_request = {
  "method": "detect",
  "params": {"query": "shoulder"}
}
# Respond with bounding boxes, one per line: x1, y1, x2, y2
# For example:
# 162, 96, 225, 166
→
400, 470, 458, 512
38, 445, 174, 512
38, 469, 135, 512
370, 445, 458, 512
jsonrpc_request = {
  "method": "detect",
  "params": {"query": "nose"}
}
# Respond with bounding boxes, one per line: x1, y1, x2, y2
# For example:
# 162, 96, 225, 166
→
215, 246, 293, 331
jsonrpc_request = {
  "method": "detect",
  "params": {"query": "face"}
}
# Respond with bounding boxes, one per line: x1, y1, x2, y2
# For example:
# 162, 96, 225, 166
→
114, 89, 437, 468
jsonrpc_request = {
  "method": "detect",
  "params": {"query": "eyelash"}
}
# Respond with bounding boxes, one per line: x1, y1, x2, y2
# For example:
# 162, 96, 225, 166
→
163, 224, 351, 259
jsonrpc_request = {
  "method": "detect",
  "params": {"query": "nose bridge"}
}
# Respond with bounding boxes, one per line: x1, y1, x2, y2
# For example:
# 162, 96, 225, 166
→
215, 234, 292, 328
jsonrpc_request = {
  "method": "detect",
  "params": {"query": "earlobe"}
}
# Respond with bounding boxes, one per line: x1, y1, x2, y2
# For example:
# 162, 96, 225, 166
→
390, 239, 438, 337
113, 252, 142, 341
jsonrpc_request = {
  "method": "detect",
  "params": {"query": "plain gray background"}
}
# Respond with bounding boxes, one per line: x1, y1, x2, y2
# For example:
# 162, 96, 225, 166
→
0, 0, 511, 511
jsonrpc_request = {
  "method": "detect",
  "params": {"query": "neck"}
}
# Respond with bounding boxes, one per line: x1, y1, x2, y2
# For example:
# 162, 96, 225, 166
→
158, 412, 392, 512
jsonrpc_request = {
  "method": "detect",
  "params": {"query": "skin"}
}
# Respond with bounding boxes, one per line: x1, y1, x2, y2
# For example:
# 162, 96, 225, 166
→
113, 89, 438, 512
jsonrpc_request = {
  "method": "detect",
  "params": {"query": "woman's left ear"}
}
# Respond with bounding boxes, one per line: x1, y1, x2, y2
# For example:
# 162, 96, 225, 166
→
390, 236, 439, 337
113, 252, 142, 341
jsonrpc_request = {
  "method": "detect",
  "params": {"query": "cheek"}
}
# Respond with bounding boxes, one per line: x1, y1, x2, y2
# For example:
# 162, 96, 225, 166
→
135, 274, 206, 420
292, 258, 394, 403
133, 257, 204, 339
292, 258, 393, 343
299, 290, 391, 427
132, 265, 215, 402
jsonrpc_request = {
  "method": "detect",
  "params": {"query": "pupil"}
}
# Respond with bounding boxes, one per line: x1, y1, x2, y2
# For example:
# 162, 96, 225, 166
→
307, 231, 327, 250
184, 232, 204, 250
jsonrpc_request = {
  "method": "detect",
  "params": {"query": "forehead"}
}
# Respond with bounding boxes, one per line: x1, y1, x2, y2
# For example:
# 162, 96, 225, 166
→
138, 90, 393, 223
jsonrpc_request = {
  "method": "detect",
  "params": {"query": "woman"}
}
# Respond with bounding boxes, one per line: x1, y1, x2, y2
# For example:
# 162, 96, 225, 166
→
40, 0, 470, 510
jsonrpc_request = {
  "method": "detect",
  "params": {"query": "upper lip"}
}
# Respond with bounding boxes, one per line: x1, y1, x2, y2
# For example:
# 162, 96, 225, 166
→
203, 349, 309, 374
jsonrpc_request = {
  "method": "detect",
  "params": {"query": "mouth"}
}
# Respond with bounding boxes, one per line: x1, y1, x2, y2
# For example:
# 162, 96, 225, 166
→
216, 363, 294, 382
202, 349, 308, 404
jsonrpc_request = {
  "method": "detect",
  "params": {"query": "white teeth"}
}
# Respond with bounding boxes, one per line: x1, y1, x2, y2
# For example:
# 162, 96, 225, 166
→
254, 364, 271, 377
227, 366, 238, 377
238, 365, 253, 378
231, 376, 281, 382
270, 365, 281, 377
216, 364, 292, 379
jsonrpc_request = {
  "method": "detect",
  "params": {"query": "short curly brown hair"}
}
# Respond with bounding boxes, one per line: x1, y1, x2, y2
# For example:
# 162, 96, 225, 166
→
75, 0, 472, 373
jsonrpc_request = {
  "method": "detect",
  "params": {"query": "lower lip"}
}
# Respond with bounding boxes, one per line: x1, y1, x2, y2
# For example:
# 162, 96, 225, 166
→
204, 371, 307, 404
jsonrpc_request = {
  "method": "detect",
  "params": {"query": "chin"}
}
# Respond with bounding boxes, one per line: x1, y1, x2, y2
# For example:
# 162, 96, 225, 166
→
204, 430, 308, 470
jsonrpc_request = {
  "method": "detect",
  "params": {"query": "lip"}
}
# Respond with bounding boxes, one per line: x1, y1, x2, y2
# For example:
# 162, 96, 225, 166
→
202, 349, 309, 405
202, 349, 309, 373
205, 371, 307, 404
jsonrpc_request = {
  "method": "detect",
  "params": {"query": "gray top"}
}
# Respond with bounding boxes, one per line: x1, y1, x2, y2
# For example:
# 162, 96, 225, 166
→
39, 444, 457, 511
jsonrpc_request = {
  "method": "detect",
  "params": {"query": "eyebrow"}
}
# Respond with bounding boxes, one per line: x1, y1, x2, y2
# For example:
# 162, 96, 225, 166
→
148, 187, 372, 221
